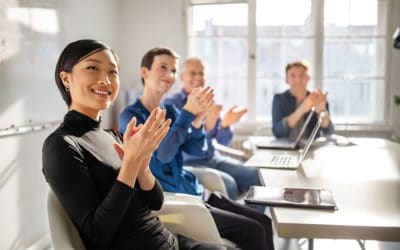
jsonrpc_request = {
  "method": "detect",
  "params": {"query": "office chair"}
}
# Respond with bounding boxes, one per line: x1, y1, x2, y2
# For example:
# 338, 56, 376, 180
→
47, 186, 234, 248
184, 166, 229, 196
153, 192, 224, 244
46, 189, 86, 250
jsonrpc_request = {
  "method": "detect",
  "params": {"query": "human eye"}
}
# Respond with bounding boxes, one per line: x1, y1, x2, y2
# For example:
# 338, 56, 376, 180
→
160, 65, 168, 71
110, 68, 119, 75
86, 65, 98, 71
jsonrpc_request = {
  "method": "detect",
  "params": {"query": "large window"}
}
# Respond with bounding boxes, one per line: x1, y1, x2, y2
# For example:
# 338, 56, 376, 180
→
187, 0, 389, 125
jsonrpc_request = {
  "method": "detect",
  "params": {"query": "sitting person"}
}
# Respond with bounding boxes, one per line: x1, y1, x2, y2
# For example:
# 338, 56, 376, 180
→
119, 47, 274, 250
272, 60, 334, 140
42, 39, 233, 250
163, 57, 261, 199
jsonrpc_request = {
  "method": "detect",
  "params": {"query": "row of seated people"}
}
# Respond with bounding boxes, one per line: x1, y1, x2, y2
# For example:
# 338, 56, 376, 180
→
43, 39, 334, 250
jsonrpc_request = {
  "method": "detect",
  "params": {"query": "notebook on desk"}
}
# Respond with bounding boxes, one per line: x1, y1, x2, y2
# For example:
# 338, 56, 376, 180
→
244, 111, 324, 170
255, 108, 315, 150
244, 186, 338, 210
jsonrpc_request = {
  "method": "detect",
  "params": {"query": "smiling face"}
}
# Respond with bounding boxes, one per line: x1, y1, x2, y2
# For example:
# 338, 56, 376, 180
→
141, 54, 177, 96
60, 49, 119, 120
180, 59, 205, 95
285, 66, 310, 92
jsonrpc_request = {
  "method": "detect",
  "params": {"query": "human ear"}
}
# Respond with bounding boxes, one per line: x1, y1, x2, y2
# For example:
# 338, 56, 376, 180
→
285, 76, 290, 85
59, 71, 71, 89
140, 67, 148, 80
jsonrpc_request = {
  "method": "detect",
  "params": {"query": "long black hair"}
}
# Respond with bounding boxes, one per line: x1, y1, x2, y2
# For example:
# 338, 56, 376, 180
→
54, 39, 118, 107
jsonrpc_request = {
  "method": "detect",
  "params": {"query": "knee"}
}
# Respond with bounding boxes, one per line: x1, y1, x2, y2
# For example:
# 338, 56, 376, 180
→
241, 220, 268, 249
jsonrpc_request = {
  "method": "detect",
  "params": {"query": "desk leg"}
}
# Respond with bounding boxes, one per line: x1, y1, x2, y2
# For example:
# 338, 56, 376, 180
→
357, 239, 366, 250
308, 238, 314, 250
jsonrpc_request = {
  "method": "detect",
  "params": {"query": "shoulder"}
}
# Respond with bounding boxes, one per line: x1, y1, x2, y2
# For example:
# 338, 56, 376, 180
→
43, 128, 80, 154
120, 100, 148, 121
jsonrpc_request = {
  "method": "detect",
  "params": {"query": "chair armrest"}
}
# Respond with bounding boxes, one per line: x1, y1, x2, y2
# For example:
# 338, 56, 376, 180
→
152, 192, 223, 244
184, 166, 228, 195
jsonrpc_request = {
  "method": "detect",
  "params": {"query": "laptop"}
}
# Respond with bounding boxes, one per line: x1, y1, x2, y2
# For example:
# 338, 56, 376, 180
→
244, 111, 324, 170
255, 108, 315, 150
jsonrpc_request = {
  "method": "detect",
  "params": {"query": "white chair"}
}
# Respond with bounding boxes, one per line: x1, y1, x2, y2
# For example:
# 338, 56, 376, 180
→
47, 188, 233, 248
153, 192, 225, 244
47, 189, 86, 250
184, 166, 229, 196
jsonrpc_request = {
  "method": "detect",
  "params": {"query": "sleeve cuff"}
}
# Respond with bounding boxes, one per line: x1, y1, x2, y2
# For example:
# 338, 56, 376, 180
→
175, 109, 196, 129
282, 117, 289, 128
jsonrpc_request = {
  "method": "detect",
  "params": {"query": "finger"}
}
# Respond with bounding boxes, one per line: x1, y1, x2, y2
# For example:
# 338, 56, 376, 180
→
143, 107, 160, 131
113, 143, 124, 160
149, 109, 166, 132
124, 117, 137, 140
154, 119, 171, 144
228, 105, 237, 112
238, 108, 248, 115
200, 86, 212, 95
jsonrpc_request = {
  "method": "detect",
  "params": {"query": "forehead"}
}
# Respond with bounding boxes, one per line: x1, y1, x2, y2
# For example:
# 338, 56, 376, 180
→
287, 66, 308, 74
80, 49, 118, 68
185, 60, 204, 71
153, 54, 177, 66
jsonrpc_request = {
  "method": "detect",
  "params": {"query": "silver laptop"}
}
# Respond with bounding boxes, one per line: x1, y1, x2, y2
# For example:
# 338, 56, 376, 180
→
245, 111, 324, 170
255, 108, 315, 150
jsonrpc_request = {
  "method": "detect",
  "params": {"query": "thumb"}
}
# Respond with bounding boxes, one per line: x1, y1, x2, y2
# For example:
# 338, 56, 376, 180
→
113, 143, 124, 160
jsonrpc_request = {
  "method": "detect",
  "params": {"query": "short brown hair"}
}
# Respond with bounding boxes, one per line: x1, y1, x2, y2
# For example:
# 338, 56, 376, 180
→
285, 61, 309, 75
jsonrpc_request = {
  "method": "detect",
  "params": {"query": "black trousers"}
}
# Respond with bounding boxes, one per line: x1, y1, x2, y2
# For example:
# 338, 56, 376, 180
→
177, 234, 239, 250
206, 192, 275, 250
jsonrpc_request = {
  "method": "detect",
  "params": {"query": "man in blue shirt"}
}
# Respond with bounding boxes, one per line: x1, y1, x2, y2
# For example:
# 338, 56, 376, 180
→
272, 61, 334, 140
163, 58, 262, 199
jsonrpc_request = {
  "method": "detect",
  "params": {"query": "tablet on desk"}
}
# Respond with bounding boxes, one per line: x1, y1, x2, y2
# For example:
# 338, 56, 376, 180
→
245, 186, 338, 210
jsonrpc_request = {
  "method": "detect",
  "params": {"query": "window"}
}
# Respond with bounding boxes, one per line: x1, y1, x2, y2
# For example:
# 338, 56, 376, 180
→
187, 0, 390, 125
188, 3, 248, 110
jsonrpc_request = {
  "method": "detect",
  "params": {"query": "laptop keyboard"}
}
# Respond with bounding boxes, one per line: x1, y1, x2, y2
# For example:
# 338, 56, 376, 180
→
270, 155, 296, 166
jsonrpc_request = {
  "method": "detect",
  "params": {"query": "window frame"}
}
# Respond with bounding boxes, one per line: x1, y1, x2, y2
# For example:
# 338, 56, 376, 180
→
186, 0, 395, 130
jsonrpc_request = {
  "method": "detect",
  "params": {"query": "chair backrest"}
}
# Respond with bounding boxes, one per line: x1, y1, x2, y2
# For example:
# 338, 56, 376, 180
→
47, 189, 86, 250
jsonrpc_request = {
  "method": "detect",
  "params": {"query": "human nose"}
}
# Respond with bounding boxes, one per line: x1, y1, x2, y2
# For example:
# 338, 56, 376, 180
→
166, 70, 175, 79
98, 73, 111, 85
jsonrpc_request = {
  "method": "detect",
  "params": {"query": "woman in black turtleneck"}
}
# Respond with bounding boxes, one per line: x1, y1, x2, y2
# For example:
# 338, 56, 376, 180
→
42, 39, 234, 250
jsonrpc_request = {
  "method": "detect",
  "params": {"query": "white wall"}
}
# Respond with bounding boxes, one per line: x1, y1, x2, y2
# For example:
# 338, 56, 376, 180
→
114, 0, 187, 120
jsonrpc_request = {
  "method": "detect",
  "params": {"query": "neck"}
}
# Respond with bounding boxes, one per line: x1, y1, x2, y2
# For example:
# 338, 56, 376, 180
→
140, 88, 163, 112
69, 107, 100, 121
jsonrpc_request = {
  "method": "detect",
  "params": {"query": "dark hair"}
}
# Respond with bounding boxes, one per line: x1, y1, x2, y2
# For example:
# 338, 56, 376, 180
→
140, 47, 180, 84
54, 39, 118, 107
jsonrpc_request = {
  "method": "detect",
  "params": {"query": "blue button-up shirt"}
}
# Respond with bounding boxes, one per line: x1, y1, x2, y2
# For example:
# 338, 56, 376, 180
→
163, 89, 233, 161
272, 90, 334, 138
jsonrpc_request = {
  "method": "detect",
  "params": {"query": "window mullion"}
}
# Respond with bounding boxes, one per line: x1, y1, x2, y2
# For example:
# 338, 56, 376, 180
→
248, 0, 256, 121
312, 0, 324, 90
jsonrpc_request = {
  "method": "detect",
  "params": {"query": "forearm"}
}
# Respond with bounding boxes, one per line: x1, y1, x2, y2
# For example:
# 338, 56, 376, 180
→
287, 105, 307, 128
137, 168, 156, 191
117, 154, 141, 188
320, 114, 331, 128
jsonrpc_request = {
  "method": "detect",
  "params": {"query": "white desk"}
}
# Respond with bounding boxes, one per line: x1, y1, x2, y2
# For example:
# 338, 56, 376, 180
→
246, 138, 400, 241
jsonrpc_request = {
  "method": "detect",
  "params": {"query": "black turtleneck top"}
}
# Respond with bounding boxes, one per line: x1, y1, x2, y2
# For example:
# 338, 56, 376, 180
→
42, 110, 177, 250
